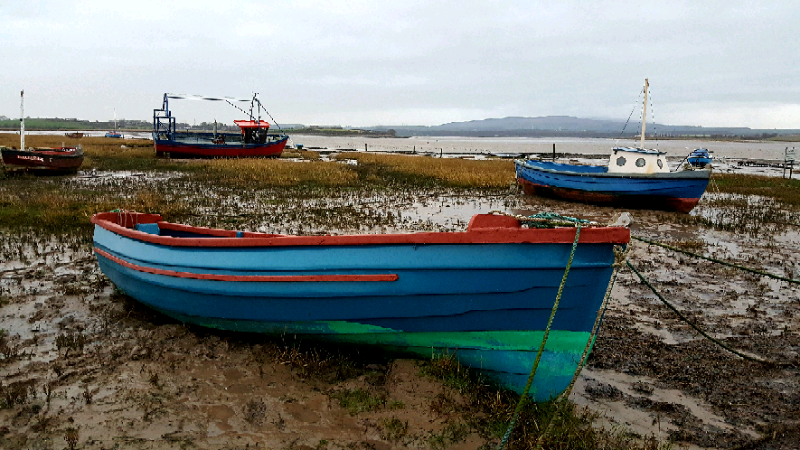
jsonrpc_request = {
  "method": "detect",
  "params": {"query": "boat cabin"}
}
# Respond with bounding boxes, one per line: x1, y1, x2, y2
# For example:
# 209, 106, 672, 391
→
607, 147, 670, 174
234, 120, 271, 144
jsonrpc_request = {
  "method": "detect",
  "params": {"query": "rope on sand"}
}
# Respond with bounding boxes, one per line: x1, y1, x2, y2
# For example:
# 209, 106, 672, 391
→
632, 236, 799, 285
626, 260, 795, 368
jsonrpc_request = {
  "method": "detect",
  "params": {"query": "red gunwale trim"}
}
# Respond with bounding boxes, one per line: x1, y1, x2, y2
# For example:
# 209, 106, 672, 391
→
94, 248, 399, 282
91, 212, 630, 248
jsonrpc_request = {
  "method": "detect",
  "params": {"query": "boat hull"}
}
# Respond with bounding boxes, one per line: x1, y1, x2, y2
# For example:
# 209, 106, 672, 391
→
1, 147, 84, 174
515, 159, 710, 213
92, 212, 629, 399
154, 135, 288, 158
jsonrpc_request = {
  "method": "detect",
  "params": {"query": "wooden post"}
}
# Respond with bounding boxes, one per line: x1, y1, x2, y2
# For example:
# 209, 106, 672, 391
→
552, 143, 556, 161
20, 90, 25, 151
365, 143, 368, 152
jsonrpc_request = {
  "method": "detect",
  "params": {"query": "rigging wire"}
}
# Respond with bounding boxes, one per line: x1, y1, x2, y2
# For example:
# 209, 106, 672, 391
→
167, 92, 285, 135
617, 86, 644, 142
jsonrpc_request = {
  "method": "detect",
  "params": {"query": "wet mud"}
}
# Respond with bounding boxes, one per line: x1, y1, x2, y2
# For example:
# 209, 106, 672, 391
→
2, 170, 799, 449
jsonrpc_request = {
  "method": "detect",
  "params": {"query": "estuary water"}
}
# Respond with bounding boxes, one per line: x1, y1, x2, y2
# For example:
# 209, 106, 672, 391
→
290, 134, 797, 161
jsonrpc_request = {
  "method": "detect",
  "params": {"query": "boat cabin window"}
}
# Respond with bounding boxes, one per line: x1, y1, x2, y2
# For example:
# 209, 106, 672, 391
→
616, 156, 627, 166
635, 158, 646, 167
657, 159, 664, 169
242, 128, 268, 144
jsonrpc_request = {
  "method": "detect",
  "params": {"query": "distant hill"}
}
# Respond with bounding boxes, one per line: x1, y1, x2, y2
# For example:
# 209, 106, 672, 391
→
369, 116, 799, 139
0, 117, 151, 131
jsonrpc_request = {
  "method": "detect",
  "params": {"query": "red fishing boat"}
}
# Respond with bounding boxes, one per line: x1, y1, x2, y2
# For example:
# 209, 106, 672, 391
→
152, 93, 289, 158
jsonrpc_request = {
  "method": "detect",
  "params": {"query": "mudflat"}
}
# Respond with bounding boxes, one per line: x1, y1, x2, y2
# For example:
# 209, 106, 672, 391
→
1, 152, 798, 449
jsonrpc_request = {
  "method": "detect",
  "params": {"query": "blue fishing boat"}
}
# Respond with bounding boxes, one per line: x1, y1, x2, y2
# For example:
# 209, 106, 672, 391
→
515, 79, 711, 213
92, 211, 629, 400
687, 148, 712, 167
515, 149, 711, 213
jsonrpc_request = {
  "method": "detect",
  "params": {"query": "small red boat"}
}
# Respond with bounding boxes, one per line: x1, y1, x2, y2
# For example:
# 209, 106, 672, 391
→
153, 93, 289, 158
1, 90, 84, 174
1, 146, 84, 174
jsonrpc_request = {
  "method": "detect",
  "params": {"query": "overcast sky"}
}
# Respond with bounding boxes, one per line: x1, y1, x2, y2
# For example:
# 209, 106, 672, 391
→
2, 1, 798, 129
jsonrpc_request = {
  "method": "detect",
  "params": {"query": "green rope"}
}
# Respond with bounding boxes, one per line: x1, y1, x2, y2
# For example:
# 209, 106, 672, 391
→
521, 212, 595, 228
496, 224, 582, 450
534, 245, 627, 448
626, 260, 793, 368
632, 236, 799, 285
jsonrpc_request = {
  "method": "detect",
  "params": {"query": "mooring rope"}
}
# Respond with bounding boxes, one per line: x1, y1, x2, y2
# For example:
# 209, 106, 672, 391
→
489, 210, 598, 228
632, 236, 800, 285
532, 244, 628, 448
626, 260, 794, 368
496, 224, 582, 450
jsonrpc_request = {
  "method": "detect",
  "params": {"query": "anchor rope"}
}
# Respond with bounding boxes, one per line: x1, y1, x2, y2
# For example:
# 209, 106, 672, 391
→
632, 236, 799, 285
496, 224, 581, 450
626, 260, 794, 368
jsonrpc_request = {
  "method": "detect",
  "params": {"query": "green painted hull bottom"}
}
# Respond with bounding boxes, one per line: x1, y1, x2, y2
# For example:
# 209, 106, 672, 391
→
154, 308, 593, 401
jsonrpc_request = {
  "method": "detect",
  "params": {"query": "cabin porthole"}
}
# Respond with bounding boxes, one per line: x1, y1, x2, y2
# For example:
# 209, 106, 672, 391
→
657, 159, 664, 169
635, 158, 646, 167
616, 156, 627, 166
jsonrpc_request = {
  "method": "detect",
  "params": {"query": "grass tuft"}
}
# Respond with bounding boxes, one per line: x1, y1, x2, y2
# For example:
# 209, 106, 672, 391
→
330, 388, 385, 415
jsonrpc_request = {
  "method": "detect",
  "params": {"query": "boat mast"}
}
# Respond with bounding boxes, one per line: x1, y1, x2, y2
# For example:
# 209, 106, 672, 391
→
20, 90, 25, 151
640, 78, 648, 149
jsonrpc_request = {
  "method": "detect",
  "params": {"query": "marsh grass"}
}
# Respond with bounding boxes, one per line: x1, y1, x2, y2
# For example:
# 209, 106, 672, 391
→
336, 152, 515, 188
712, 173, 800, 207
379, 417, 409, 442
330, 388, 386, 415
0, 177, 193, 236
196, 158, 359, 188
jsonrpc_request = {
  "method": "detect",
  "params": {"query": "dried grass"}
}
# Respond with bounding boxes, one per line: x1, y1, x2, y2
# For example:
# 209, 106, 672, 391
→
336, 152, 515, 188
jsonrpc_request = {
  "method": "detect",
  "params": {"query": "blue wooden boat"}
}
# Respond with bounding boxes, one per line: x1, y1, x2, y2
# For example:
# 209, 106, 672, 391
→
515, 149, 711, 213
516, 79, 711, 213
687, 148, 712, 167
92, 211, 629, 400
